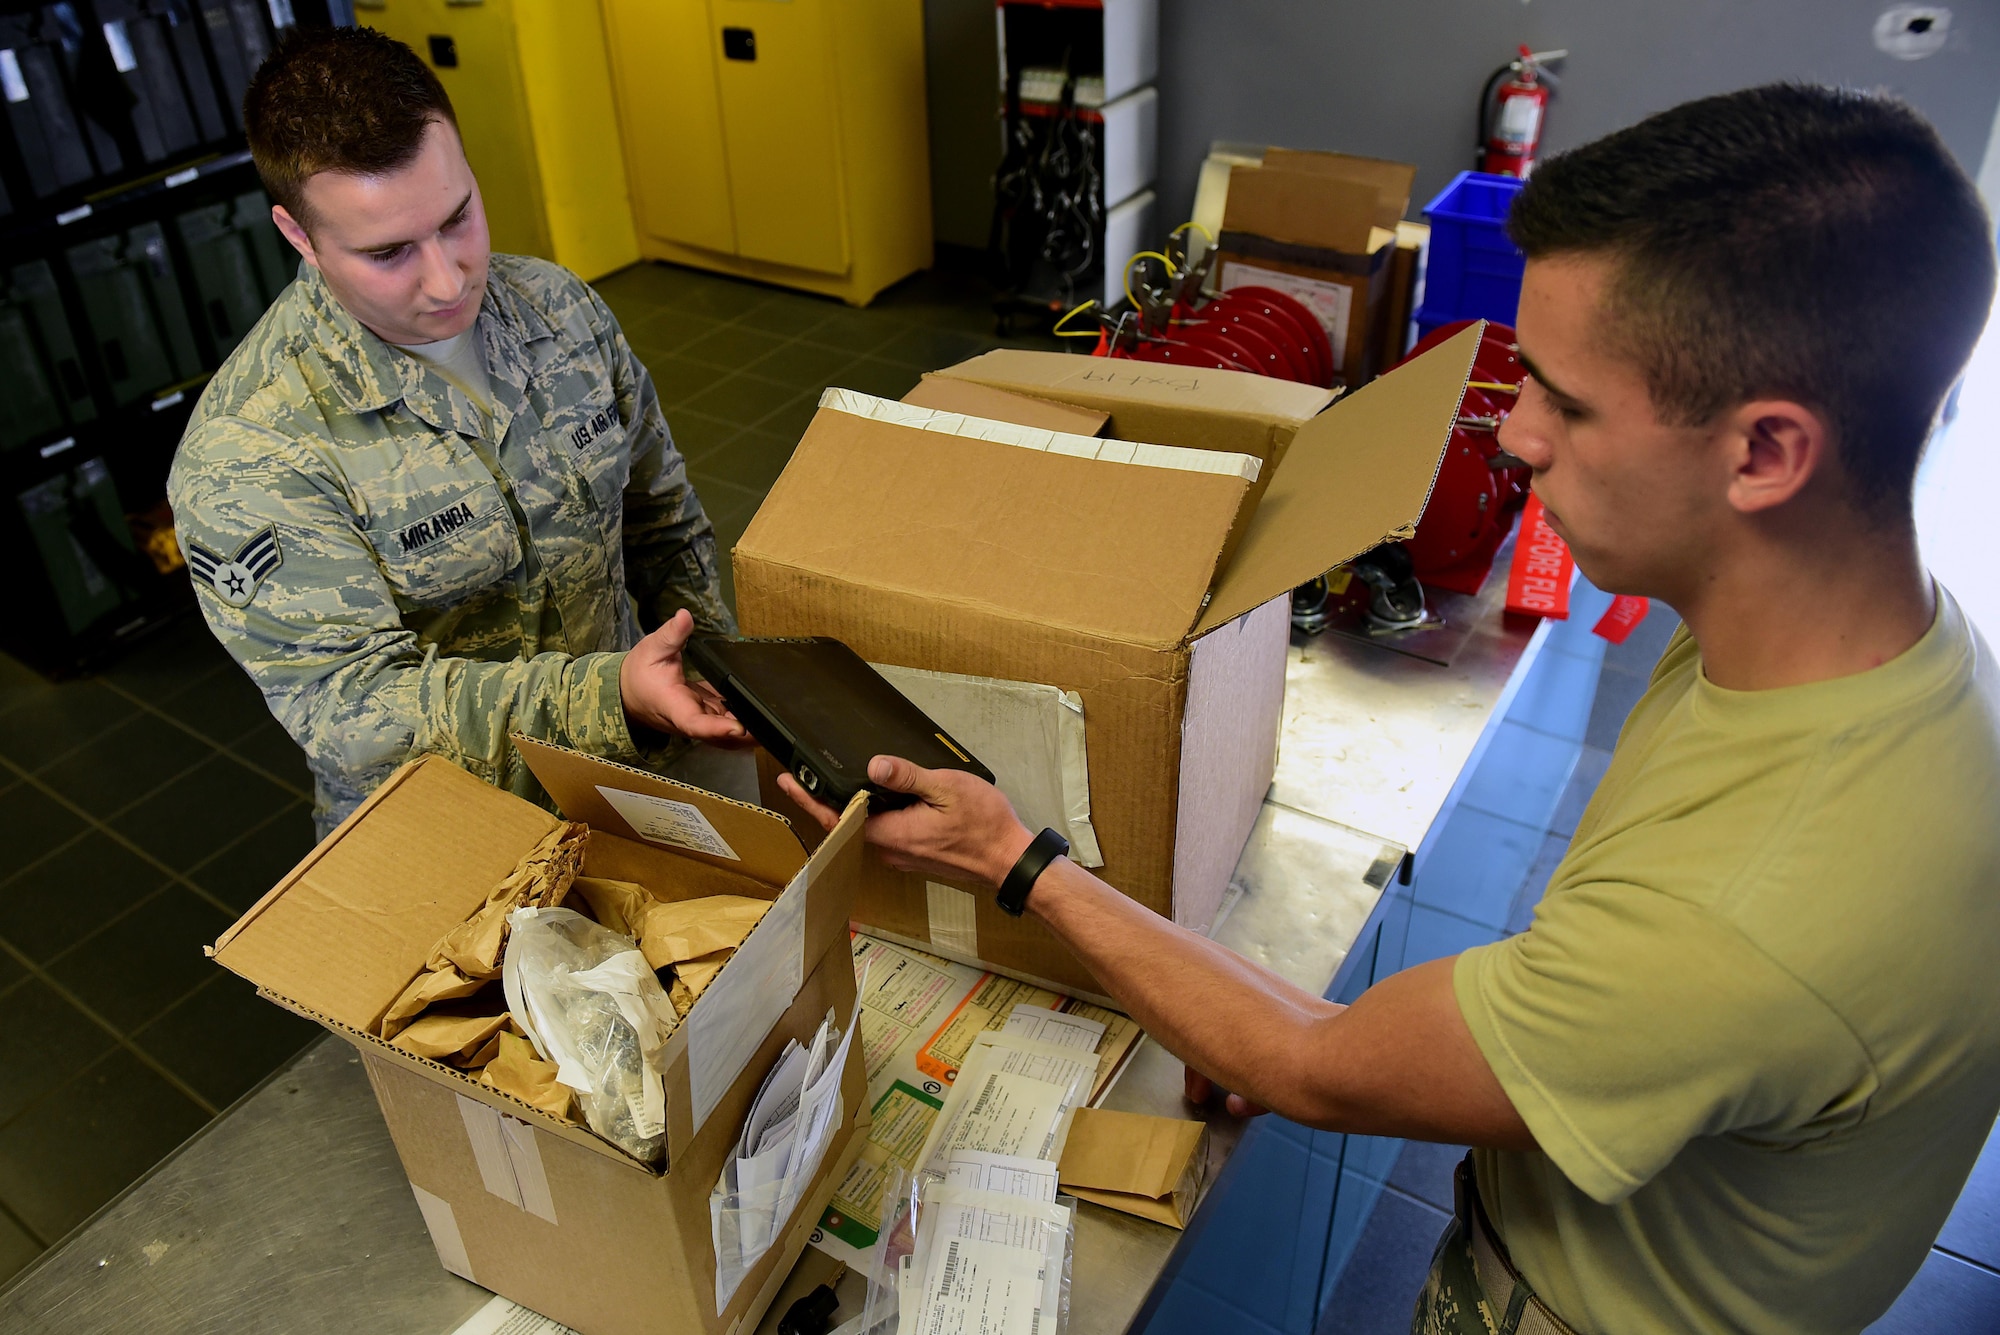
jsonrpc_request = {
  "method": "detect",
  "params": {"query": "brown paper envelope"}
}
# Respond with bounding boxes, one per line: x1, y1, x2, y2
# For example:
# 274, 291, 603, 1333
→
1058, 1107, 1207, 1228
1064, 1183, 1188, 1229
479, 1031, 575, 1120
638, 895, 769, 967
571, 876, 653, 937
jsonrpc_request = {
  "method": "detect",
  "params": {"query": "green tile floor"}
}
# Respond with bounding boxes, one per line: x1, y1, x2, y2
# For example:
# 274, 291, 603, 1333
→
0, 259, 1061, 1284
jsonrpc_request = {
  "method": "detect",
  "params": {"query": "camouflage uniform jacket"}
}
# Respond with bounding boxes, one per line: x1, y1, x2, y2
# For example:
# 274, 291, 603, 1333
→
168, 254, 734, 838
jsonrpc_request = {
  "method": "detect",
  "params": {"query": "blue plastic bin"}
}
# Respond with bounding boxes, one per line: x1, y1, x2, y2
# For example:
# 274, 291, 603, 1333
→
1412, 170, 1526, 331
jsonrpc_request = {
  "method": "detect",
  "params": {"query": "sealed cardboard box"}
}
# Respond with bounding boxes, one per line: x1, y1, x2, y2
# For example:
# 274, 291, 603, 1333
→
1215, 147, 1418, 387
736, 334, 1481, 995
209, 743, 870, 1335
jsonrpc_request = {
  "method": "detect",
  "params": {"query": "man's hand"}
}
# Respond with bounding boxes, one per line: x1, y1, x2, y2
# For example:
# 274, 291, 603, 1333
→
1184, 1065, 1269, 1119
619, 609, 751, 746
778, 755, 1036, 887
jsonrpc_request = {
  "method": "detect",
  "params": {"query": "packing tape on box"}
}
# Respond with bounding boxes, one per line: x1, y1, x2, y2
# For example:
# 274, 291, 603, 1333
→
689, 863, 810, 1134
410, 1183, 475, 1283
457, 1094, 558, 1224
926, 883, 979, 959
820, 387, 1261, 483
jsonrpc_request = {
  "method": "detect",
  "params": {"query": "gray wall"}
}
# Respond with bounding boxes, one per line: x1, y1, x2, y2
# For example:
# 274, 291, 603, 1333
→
1152, 0, 2000, 225
921, 0, 2000, 246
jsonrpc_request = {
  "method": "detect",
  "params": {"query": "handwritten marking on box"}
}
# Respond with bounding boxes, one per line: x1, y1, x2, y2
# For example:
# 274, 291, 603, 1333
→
595, 785, 740, 860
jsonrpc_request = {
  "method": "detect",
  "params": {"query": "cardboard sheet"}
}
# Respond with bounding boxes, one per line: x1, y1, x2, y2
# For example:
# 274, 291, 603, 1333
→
873, 662, 1103, 867
1057, 1106, 1208, 1228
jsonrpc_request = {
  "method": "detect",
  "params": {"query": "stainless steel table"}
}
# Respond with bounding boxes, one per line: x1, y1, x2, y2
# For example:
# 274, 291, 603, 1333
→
0, 572, 1544, 1335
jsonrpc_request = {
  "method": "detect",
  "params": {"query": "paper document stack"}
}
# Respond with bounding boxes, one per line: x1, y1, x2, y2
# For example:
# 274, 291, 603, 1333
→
852, 1023, 1100, 1334
711, 1009, 858, 1310
879, 1149, 1074, 1335
915, 1029, 1097, 1180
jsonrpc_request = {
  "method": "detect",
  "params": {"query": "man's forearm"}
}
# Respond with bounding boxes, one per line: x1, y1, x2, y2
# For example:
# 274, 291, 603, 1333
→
1028, 860, 1535, 1148
1027, 859, 1345, 1124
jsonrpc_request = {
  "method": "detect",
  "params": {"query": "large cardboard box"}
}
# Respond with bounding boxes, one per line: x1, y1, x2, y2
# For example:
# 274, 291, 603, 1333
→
209, 743, 871, 1335
735, 333, 1482, 995
1216, 148, 1418, 387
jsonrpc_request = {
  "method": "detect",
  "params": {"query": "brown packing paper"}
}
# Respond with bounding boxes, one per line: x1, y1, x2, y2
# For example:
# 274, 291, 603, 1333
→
675, 949, 731, 999
572, 876, 652, 937
378, 821, 589, 1038
431, 820, 590, 975
642, 895, 770, 967
573, 880, 770, 973
390, 1006, 512, 1065
377, 965, 485, 1039
1057, 1107, 1209, 1229
479, 1029, 575, 1120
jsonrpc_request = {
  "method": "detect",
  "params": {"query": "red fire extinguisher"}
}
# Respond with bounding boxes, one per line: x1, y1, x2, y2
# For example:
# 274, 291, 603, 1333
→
1479, 46, 1565, 178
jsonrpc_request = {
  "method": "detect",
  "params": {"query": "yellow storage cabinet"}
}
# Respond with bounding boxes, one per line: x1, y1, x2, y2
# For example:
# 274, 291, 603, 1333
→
601, 0, 932, 305
356, 0, 640, 282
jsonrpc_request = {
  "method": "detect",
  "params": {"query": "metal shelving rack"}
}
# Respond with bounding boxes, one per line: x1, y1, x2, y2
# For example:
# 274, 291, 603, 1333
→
989, 0, 1157, 328
0, 0, 349, 674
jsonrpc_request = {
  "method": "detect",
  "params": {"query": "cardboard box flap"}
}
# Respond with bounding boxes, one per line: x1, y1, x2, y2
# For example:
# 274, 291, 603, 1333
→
740, 397, 1254, 647
902, 377, 1110, 438
1261, 148, 1416, 230
1224, 163, 1380, 255
212, 756, 560, 1033
511, 734, 807, 889
1192, 322, 1483, 637
932, 349, 1335, 433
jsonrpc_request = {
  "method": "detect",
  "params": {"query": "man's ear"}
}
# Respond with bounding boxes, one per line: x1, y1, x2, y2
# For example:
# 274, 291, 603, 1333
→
1722, 399, 1832, 516
271, 203, 320, 270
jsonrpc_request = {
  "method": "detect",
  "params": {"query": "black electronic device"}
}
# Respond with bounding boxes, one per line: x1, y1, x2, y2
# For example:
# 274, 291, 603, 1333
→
685, 635, 993, 811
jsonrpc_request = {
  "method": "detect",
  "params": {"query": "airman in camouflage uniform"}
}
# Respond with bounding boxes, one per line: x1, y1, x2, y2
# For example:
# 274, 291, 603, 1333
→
169, 253, 734, 837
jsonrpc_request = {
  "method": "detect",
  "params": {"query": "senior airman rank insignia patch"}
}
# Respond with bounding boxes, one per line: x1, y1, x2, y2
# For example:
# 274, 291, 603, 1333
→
186, 527, 283, 608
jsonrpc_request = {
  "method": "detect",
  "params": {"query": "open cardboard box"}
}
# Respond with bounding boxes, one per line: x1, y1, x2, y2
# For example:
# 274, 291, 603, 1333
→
208, 740, 871, 1335
736, 330, 1482, 995
1216, 147, 1419, 386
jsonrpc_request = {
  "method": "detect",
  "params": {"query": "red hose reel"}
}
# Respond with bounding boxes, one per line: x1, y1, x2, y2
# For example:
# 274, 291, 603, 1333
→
1060, 231, 1339, 389
1399, 318, 1533, 592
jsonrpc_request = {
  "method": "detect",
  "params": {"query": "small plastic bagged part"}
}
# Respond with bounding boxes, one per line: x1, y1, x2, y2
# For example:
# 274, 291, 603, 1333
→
502, 907, 680, 1163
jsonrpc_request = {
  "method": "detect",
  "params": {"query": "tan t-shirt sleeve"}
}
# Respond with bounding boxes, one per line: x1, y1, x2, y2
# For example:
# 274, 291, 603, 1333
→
1455, 881, 1874, 1205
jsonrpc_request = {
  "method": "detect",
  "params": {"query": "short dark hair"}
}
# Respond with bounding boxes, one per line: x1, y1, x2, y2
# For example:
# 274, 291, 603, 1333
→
243, 26, 458, 229
1509, 83, 1995, 520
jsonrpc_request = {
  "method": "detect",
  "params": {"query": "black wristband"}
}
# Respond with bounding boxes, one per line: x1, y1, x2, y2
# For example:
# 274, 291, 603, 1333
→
997, 828, 1069, 917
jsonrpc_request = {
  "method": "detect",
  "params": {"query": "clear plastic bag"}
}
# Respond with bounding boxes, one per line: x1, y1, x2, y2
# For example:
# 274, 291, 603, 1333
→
710, 1009, 856, 1312
501, 906, 680, 1163
861, 1160, 1075, 1335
